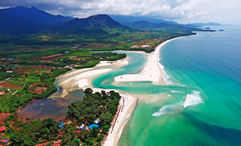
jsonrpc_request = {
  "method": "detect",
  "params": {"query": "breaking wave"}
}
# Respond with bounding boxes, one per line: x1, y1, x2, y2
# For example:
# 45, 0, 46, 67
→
183, 90, 202, 108
152, 103, 182, 117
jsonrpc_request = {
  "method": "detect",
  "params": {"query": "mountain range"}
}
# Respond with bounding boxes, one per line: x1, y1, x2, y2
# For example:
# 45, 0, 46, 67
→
0, 6, 133, 35
187, 22, 222, 27
0, 6, 72, 26
122, 20, 195, 32
110, 15, 177, 24
0, 6, 210, 35
53, 14, 131, 35
0, 6, 73, 34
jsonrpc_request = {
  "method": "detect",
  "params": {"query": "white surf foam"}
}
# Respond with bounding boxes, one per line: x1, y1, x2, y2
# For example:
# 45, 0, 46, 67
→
158, 57, 172, 84
171, 90, 183, 94
152, 103, 182, 117
183, 90, 202, 108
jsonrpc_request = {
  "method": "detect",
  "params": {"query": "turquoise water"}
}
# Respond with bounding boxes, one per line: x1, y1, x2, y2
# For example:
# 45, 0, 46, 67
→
93, 26, 241, 145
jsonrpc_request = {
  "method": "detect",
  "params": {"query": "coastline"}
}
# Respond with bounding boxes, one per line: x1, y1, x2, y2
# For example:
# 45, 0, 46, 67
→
103, 36, 190, 146
56, 57, 138, 146
55, 36, 188, 146
114, 36, 186, 85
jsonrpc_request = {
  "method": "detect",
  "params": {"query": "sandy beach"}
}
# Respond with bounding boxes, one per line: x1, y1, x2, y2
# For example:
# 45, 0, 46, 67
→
58, 58, 128, 97
56, 57, 138, 146
114, 37, 185, 85
55, 37, 184, 146
90, 88, 137, 146
102, 92, 137, 146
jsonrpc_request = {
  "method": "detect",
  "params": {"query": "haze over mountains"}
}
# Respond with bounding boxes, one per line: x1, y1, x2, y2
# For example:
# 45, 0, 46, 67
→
0, 6, 217, 35
110, 15, 178, 24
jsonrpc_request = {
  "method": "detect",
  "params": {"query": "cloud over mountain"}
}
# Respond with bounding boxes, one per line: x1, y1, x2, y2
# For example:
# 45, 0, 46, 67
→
0, 0, 241, 24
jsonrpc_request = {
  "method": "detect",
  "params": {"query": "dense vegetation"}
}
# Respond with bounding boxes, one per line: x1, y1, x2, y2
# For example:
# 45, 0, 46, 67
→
0, 48, 126, 113
0, 68, 70, 112
5, 115, 59, 145
0, 5, 209, 146
2, 89, 121, 145
65, 88, 121, 145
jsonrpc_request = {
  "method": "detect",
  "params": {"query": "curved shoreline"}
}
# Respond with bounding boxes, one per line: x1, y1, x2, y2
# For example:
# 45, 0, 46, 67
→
114, 37, 186, 85
56, 58, 138, 146
56, 36, 188, 146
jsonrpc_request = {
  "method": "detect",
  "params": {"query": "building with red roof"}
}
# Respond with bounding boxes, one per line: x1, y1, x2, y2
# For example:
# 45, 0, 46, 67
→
0, 126, 6, 132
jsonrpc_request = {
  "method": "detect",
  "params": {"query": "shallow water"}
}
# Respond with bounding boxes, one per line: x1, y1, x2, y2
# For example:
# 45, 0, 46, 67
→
92, 26, 241, 145
18, 79, 84, 121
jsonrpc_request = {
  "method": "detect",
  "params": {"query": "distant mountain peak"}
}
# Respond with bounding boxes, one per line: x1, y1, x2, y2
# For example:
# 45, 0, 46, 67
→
54, 14, 132, 35
14, 6, 28, 9
89, 14, 111, 18
85, 14, 117, 22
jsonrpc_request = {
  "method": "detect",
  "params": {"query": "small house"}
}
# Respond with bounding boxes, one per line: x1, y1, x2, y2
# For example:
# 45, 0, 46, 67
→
76, 124, 85, 130
94, 118, 100, 124
58, 121, 64, 128
8, 58, 14, 61
0, 139, 8, 144
6, 71, 13, 73
0, 126, 6, 132
88, 124, 100, 130
0, 91, 5, 95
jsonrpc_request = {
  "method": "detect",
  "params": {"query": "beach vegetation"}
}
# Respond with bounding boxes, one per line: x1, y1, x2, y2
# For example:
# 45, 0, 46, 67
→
2, 89, 121, 145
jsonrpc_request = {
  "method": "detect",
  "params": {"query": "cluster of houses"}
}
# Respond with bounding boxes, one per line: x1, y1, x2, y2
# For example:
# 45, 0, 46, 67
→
1, 58, 14, 62
58, 118, 101, 134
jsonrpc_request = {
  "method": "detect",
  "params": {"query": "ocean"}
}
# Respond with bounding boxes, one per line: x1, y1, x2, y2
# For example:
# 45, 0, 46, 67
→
92, 26, 241, 145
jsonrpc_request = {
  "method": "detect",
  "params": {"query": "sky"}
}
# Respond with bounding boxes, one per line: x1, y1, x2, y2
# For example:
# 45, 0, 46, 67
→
0, 0, 241, 24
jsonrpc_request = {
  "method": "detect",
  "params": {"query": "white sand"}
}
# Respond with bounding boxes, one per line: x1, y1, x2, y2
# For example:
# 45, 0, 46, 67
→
114, 37, 184, 85
56, 58, 137, 146
58, 58, 129, 97
96, 60, 128, 67
114, 44, 166, 84
76, 79, 88, 88
56, 37, 185, 146
96, 61, 112, 67
103, 37, 188, 145
103, 92, 137, 146
59, 69, 112, 97
89, 88, 137, 146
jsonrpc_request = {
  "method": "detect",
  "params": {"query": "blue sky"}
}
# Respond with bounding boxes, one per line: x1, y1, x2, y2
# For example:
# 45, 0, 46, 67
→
0, 0, 241, 24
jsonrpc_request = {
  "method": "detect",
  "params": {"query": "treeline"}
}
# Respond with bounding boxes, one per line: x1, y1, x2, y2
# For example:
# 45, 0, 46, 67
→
3, 88, 121, 146
0, 68, 70, 112
74, 60, 100, 69
66, 88, 121, 145
33, 68, 71, 99
5, 115, 59, 145
13, 52, 126, 68
74, 53, 126, 69
106, 54, 126, 61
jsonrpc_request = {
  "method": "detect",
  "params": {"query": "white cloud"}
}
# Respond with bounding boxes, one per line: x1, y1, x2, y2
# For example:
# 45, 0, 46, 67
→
1, 0, 241, 24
